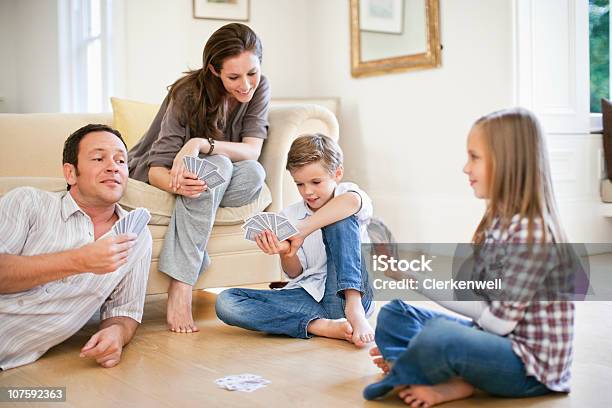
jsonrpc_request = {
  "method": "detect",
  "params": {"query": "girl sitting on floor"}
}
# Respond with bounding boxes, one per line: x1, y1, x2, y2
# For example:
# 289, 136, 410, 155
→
364, 107, 574, 407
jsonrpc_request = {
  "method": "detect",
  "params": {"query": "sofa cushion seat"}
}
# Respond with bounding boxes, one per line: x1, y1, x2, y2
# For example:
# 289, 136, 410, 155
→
0, 177, 272, 226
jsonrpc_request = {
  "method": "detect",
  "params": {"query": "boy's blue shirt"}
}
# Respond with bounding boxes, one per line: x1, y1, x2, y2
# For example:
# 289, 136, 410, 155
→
278, 182, 373, 301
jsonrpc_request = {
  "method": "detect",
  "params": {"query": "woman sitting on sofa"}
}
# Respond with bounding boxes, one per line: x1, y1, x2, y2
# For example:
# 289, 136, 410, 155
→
128, 23, 271, 334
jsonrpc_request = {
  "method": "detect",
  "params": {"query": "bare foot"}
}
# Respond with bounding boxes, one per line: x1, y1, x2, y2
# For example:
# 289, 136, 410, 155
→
344, 289, 375, 348
167, 279, 199, 333
397, 378, 475, 407
347, 313, 375, 347
369, 346, 391, 374
307, 318, 354, 341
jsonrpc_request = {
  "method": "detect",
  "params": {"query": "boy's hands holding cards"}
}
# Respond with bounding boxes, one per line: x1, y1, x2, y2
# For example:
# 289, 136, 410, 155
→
255, 230, 290, 255
242, 212, 300, 256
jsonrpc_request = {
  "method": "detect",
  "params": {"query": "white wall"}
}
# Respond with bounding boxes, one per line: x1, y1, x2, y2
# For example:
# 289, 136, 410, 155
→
12, 0, 61, 113
0, 0, 61, 113
121, 0, 312, 104
307, 0, 514, 242
2, 0, 609, 243
0, 0, 19, 113
305, 0, 612, 244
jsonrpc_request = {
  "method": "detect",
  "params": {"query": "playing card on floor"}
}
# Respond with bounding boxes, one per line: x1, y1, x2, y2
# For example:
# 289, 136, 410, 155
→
112, 208, 151, 236
214, 374, 271, 392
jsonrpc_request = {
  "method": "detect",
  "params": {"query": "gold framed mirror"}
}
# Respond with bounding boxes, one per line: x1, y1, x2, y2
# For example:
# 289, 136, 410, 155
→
350, 0, 441, 78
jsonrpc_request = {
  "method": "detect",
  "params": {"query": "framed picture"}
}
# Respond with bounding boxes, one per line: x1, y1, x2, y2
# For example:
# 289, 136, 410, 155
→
359, 0, 404, 35
193, 0, 250, 22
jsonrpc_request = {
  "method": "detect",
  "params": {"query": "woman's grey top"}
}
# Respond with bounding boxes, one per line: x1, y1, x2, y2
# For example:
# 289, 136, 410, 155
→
128, 75, 270, 183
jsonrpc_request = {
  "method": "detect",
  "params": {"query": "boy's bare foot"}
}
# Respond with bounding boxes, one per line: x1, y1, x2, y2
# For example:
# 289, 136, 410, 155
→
347, 313, 375, 347
397, 378, 474, 407
307, 318, 353, 341
167, 279, 199, 333
344, 289, 375, 348
369, 346, 391, 374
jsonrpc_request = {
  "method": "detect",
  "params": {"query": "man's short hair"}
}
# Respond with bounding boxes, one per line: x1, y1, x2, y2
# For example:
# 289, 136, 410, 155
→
63, 124, 127, 190
286, 133, 343, 174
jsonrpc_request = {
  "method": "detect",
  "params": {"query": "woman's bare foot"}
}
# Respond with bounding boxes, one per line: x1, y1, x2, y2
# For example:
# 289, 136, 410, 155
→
307, 318, 353, 341
344, 290, 374, 347
167, 279, 199, 333
397, 378, 474, 407
369, 346, 391, 374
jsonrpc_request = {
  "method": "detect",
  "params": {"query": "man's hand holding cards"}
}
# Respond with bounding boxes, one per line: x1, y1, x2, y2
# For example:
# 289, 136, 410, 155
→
78, 208, 151, 275
112, 207, 151, 236
182, 156, 226, 191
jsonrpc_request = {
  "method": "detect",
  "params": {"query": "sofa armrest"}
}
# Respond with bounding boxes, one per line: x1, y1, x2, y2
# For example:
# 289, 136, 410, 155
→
260, 104, 339, 212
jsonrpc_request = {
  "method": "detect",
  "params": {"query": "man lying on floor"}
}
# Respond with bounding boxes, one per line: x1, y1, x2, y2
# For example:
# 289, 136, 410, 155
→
0, 124, 152, 370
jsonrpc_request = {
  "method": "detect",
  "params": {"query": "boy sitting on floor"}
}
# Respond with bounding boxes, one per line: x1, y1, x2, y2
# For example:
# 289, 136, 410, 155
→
216, 133, 375, 347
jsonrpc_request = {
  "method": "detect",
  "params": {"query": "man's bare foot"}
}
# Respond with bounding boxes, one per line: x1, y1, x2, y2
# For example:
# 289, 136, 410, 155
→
167, 279, 199, 333
369, 346, 391, 374
307, 318, 353, 341
397, 378, 475, 407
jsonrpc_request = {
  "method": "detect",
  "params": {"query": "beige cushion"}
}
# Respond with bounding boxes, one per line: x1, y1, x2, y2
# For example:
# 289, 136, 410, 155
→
0, 177, 272, 226
0, 113, 113, 178
110, 97, 160, 149
602, 179, 612, 203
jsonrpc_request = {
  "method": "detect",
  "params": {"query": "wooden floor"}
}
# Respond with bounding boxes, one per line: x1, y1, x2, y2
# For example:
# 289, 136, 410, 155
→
1, 256, 612, 407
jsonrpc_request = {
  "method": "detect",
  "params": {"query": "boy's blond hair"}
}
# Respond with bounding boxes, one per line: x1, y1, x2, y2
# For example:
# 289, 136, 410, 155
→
286, 133, 343, 174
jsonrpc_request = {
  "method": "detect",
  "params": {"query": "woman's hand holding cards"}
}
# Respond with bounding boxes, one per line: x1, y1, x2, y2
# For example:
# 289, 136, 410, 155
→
170, 138, 205, 191
175, 170, 207, 198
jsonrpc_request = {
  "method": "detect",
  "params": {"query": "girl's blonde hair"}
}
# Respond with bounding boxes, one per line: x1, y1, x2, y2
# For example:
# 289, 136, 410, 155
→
471, 107, 566, 244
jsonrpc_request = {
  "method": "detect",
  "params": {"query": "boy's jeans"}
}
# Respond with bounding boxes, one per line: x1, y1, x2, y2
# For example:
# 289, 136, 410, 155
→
363, 300, 551, 400
215, 216, 373, 338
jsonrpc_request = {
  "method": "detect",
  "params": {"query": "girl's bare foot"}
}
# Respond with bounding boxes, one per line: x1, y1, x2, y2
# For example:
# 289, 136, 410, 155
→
369, 346, 391, 374
307, 318, 353, 341
397, 378, 474, 407
167, 279, 199, 333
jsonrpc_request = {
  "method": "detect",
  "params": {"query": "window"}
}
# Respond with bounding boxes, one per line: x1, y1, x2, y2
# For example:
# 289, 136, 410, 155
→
59, 0, 114, 112
590, 0, 609, 114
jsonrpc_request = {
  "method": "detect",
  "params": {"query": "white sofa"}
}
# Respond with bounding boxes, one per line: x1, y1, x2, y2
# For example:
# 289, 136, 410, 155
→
0, 103, 339, 294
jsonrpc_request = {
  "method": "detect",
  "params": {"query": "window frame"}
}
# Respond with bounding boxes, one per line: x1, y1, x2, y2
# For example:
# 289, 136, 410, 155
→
58, 0, 115, 113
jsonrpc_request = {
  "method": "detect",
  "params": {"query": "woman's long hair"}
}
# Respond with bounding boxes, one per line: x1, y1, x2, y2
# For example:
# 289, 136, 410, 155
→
168, 23, 262, 140
471, 107, 567, 245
